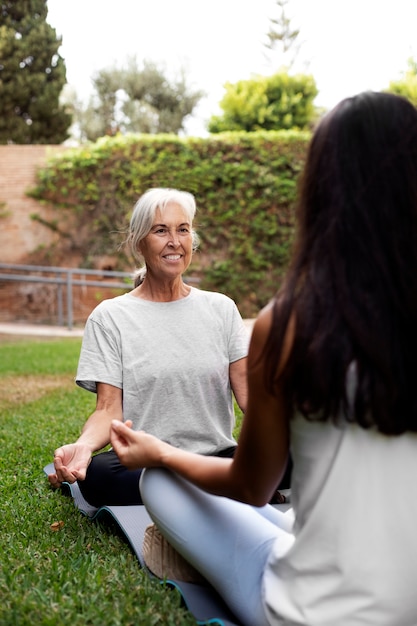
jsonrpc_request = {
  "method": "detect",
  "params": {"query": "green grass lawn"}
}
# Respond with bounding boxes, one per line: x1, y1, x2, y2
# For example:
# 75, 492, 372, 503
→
0, 335, 199, 625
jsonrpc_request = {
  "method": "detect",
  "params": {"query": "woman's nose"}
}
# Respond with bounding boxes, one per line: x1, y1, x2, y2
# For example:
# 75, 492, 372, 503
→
168, 230, 180, 246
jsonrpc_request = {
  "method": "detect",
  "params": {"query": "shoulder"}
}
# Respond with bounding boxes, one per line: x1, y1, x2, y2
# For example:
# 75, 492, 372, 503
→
249, 302, 274, 358
190, 287, 237, 309
86, 294, 132, 331
89, 293, 129, 316
249, 300, 295, 378
253, 300, 275, 334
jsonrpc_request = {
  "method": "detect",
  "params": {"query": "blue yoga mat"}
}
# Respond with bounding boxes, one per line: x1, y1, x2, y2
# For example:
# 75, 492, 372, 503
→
44, 463, 245, 625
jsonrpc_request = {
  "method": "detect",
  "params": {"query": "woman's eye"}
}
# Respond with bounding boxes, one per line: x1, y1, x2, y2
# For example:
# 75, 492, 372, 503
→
152, 227, 189, 235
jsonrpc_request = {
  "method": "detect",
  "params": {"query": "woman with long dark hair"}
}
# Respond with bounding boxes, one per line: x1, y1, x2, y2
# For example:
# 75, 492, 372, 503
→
110, 92, 417, 625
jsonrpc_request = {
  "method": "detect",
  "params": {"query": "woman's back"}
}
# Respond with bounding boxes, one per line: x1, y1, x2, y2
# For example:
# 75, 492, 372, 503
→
264, 414, 417, 625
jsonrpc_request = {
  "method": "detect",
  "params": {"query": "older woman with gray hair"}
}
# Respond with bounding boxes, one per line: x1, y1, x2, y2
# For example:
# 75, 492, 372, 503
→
48, 187, 250, 506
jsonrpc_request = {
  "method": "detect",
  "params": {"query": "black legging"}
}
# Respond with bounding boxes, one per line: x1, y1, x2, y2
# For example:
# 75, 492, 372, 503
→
78, 447, 292, 508
78, 446, 236, 507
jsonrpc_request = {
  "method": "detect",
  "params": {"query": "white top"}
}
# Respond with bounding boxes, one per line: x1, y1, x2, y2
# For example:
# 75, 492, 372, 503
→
263, 412, 417, 625
76, 287, 249, 455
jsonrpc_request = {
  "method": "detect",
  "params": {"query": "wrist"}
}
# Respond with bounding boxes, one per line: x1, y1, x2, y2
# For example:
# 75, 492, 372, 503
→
159, 441, 184, 470
75, 435, 100, 454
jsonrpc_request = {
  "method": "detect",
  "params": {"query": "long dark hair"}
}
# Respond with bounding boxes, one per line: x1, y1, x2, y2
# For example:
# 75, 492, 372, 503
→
265, 91, 417, 434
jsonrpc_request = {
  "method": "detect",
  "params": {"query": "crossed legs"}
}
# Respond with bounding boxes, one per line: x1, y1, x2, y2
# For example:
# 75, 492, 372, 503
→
140, 467, 294, 626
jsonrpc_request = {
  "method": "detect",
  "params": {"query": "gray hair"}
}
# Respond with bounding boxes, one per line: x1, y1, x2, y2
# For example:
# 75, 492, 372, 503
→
128, 188, 200, 286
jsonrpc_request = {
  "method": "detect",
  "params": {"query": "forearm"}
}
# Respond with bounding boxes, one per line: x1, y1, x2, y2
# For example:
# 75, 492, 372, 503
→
77, 409, 121, 452
160, 444, 279, 506
77, 382, 123, 452
160, 444, 237, 497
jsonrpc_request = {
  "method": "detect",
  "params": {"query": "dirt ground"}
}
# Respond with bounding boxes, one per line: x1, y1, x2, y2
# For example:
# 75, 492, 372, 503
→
0, 374, 74, 406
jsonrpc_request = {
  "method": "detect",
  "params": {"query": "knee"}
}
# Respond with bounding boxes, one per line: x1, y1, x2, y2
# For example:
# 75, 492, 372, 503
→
140, 467, 173, 508
140, 468, 190, 520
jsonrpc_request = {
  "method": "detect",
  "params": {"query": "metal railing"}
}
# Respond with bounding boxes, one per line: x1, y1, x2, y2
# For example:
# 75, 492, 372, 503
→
0, 263, 133, 330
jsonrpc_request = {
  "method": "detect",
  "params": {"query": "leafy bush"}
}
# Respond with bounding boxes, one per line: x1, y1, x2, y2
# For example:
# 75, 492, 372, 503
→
386, 57, 417, 108
29, 131, 310, 316
208, 71, 318, 133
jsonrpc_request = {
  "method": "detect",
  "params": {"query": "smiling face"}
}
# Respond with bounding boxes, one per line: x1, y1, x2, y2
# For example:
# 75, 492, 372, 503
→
139, 202, 193, 281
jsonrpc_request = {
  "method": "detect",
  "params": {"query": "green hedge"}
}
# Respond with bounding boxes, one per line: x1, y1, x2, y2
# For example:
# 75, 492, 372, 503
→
29, 131, 310, 316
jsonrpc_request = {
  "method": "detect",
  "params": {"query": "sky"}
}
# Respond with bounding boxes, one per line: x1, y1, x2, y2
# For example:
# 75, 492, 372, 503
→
47, 0, 417, 136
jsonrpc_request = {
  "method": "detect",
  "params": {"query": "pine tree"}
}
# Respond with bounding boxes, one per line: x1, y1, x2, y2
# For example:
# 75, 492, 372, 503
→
0, 0, 71, 143
264, 0, 301, 70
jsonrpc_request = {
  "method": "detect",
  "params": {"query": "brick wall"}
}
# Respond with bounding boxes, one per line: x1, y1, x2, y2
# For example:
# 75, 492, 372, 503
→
0, 145, 68, 263
0, 145, 122, 326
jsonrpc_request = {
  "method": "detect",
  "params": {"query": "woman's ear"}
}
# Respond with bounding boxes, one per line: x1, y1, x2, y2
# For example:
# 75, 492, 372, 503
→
137, 234, 149, 259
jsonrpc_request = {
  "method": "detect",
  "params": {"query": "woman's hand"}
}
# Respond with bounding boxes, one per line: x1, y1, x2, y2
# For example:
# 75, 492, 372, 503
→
48, 443, 93, 487
111, 421, 245, 502
110, 420, 165, 469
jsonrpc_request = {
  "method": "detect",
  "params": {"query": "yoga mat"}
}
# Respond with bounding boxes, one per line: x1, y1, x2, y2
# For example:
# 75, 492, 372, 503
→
43, 463, 292, 625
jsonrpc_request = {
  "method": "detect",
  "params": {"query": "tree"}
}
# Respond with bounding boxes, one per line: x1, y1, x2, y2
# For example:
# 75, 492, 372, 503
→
71, 58, 204, 142
386, 57, 417, 109
264, 0, 302, 70
208, 71, 318, 133
0, 0, 71, 144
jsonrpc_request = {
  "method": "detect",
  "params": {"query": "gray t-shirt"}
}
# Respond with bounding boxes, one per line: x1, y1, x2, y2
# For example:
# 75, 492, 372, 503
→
76, 287, 249, 454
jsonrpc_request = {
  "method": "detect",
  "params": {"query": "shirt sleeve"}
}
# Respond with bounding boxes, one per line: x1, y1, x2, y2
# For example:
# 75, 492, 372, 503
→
75, 314, 123, 393
227, 301, 250, 363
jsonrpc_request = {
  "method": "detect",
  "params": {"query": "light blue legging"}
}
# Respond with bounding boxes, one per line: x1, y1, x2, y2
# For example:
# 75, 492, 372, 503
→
140, 468, 294, 626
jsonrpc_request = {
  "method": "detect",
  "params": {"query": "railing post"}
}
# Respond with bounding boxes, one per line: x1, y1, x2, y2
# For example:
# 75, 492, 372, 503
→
56, 271, 63, 326
66, 269, 73, 330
